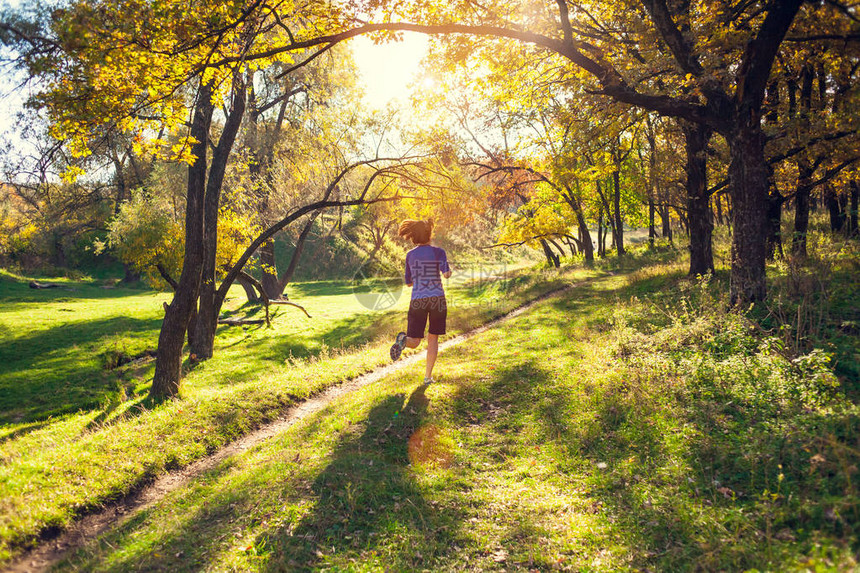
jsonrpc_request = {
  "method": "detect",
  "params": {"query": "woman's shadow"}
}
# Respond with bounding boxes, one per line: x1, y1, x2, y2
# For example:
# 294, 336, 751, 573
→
259, 383, 462, 571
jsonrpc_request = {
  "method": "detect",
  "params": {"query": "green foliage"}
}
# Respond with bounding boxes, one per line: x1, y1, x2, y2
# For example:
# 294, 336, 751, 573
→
0, 269, 165, 423
595, 275, 858, 570
759, 239, 860, 387
0, 183, 114, 271
100, 189, 260, 290
98, 190, 183, 290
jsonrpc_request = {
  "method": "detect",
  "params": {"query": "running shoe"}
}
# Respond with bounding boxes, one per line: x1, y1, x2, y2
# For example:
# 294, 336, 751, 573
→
390, 331, 407, 361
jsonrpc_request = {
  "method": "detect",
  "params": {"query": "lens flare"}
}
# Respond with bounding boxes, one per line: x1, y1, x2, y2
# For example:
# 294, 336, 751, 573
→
407, 424, 453, 468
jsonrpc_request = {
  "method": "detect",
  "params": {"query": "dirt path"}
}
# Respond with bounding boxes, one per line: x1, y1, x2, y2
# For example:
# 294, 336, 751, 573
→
6, 284, 573, 573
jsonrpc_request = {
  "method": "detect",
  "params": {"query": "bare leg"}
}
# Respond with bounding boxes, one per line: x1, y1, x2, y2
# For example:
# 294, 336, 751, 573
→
425, 334, 439, 380
405, 337, 421, 349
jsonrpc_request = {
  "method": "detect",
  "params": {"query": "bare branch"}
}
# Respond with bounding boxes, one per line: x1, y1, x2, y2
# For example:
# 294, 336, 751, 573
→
274, 42, 336, 79
556, 0, 574, 46
480, 232, 576, 249
639, 0, 705, 77
156, 263, 179, 291
736, 0, 804, 109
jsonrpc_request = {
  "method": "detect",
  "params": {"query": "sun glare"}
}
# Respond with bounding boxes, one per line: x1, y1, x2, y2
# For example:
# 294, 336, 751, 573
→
419, 76, 437, 92
350, 33, 430, 110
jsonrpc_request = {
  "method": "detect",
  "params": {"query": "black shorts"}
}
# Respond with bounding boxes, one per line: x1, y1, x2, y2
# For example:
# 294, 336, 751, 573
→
407, 296, 447, 338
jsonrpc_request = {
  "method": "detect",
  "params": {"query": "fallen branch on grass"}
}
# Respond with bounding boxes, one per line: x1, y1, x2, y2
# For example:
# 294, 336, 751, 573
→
218, 317, 267, 326
268, 299, 312, 318
29, 281, 63, 289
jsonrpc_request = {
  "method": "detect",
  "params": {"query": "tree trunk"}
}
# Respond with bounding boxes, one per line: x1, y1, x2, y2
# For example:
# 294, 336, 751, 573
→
276, 211, 320, 294
682, 122, 714, 276
676, 208, 688, 235
187, 305, 198, 350
597, 207, 605, 258
850, 181, 859, 236
192, 80, 247, 361
574, 207, 594, 264
825, 185, 845, 233
122, 263, 140, 284
727, 118, 769, 304
646, 121, 658, 244
151, 84, 214, 400
791, 65, 815, 257
563, 186, 594, 263
51, 234, 66, 268
839, 193, 849, 231
660, 202, 672, 241
258, 240, 280, 299
715, 194, 724, 225
237, 273, 261, 302
547, 238, 566, 262
726, 194, 733, 227
613, 170, 624, 256
540, 238, 560, 268
595, 180, 616, 251
648, 194, 656, 244
792, 159, 813, 257
765, 187, 784, 261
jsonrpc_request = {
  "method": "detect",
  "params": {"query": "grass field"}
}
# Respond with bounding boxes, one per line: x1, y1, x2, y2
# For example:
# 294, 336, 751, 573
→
47, 250, 860, 572
2, 237, 858, 570
0, 261, 588, 564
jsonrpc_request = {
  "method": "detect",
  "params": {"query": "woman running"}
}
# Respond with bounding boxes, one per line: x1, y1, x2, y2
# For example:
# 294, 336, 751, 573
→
389, 219, 452, 385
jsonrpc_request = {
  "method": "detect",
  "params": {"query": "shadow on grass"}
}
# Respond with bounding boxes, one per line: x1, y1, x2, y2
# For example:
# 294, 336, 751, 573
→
434, 279, 735, 569
443, 338, 711, 570
0, 276, 152, 304
56, 457, 246, 573
60, 386, 467, 572
255, 386, 463, 571
223, 309, 400, 368
0, 419, 53, 444
567, 369, 860, 570
0, 316, 162, 424
539, 274, 859, 570
288, 281, 370, 298
315, 309, 401, 351
82, 393, 157, 432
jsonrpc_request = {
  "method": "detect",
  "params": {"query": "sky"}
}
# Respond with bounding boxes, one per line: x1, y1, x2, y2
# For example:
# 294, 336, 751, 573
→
0, 31, 431, 155
350, 33, 431, 110
0, 0, 27, 143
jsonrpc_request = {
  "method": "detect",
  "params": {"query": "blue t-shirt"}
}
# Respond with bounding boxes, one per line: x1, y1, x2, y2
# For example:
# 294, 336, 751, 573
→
404, 245, 450, 300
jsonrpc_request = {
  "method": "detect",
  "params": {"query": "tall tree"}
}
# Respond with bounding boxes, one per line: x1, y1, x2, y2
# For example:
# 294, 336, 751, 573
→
317, 0, 830, 302
1, 0, 360, 397
682, 121, 714, 276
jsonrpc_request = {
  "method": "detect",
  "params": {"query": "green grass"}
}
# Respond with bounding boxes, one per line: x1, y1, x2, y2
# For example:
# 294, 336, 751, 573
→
0, 263, 587, 565
3, 237, 857, 571
0, 269, 163, 423
48, 248, 860, 572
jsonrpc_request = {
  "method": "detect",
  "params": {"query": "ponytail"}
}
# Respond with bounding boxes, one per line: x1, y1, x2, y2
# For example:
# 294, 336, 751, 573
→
398, 219, 434, 245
